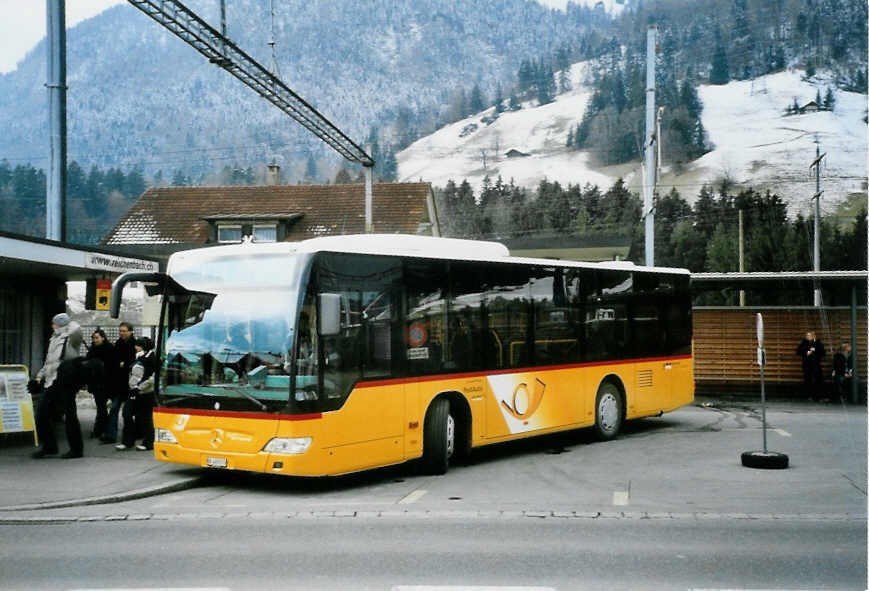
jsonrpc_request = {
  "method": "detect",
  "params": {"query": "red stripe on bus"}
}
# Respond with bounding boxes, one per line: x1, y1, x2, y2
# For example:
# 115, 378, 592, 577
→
355, 354, 693, 388
154, 407, 322, 421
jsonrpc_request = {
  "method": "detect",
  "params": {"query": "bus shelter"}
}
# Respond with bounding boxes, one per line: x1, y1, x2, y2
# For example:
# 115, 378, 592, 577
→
691, 271, 867, 403
0, 231, 160, 439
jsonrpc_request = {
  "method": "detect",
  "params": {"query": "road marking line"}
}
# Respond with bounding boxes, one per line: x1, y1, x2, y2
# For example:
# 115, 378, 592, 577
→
398, 489, 428, 504
70, 588, 231, 591
393, 587, 557, 591
774, 428, 792, 437
612, 491, 629, 506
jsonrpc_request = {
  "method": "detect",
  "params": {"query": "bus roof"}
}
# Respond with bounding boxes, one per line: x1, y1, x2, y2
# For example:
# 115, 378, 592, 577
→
167, 234, 689, 276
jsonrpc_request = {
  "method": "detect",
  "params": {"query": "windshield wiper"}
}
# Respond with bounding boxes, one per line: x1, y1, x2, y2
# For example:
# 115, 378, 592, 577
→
161, 391, 221, 405
211, 384, 268, 411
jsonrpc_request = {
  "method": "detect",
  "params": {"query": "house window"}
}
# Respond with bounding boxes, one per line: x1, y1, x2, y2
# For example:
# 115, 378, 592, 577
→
253, 224, 277, 243
217, 225, 242, 243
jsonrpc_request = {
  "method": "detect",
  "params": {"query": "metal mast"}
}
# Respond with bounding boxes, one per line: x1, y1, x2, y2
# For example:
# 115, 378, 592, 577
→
126, 0, 373, 167
643, 25, 658, 267
46, 0, 68, 241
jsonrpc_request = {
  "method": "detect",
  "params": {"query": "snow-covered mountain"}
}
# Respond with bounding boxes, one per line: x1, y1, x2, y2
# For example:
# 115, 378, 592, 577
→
397, 66, 867, 215
536, 0, 627, 15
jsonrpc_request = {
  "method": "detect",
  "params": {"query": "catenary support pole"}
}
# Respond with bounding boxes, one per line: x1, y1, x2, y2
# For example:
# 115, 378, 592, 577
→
851, 283, 858, 404
739, 209, 745, 306
810, 142, 825, 306
643, 25, 657, 267
46, 0, 67, 242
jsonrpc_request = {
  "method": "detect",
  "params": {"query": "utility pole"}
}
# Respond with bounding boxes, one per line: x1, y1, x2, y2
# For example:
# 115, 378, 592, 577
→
643, 25, 658, 267
738, 208, 745, 306
809, 140, 825, 306
46, 0, 67, 242
364, 143, 374, 233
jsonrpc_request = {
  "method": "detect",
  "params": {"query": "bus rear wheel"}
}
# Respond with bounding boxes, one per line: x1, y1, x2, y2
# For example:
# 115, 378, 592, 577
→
593, 382, 623, 441
421, 398, 454, 475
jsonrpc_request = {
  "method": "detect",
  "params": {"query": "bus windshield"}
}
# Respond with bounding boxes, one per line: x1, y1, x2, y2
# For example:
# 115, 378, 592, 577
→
159, 253, 301, 412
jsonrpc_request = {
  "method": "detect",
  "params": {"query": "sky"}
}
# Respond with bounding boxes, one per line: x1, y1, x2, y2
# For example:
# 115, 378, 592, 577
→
0, 0, 125, 74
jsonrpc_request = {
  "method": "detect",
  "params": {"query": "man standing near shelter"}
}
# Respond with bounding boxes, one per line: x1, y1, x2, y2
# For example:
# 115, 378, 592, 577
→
101, 322, 136, 444
797, 331, 825, 401
31, 313, 84, 458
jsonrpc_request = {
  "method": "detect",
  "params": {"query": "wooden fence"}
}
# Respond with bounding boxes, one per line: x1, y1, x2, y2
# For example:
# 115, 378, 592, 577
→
693, 307, 866, 390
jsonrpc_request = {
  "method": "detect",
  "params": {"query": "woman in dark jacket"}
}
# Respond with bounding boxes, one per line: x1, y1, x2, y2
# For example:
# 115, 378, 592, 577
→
86, 329, 114, 439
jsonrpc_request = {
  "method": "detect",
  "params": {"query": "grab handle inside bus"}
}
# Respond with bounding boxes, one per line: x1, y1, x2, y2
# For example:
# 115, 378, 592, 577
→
110, 272, 168, 319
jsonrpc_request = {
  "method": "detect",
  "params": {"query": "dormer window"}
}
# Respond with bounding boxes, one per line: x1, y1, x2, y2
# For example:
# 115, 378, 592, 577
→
204, 213, 302, 245
253, 224, 277, 243
217, 224, 243, 243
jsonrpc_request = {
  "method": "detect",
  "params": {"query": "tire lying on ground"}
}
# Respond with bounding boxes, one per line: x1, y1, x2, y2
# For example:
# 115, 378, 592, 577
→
741, 450, 789, 469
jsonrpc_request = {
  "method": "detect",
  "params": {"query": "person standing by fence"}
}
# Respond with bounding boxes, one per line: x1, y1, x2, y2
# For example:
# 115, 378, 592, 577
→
797, 331, 825, 401
101, 322, 136, 444
832, 342, 854, 402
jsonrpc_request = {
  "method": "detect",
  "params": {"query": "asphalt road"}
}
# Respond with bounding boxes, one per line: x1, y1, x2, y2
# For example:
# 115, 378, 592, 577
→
0, 516, 865, 590
1, 401, 866, 590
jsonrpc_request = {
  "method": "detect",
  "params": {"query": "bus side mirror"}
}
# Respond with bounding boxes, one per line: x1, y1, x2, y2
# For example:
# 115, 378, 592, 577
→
319, 293, 341, 336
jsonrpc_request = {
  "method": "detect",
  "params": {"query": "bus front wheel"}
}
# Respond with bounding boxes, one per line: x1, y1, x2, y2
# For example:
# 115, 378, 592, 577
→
593, 382, 623, 441
421, 398, 454, 475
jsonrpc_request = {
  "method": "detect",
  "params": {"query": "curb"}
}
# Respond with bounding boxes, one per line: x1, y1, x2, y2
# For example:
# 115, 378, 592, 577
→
0, 476, 203, 512
0, 509, 865, 525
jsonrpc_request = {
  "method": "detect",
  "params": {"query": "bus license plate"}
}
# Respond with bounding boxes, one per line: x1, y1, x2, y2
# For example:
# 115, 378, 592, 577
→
206, 457, 227, 468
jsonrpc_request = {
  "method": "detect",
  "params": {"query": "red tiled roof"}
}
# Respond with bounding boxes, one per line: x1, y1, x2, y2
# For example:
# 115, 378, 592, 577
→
103, 183, 436, 245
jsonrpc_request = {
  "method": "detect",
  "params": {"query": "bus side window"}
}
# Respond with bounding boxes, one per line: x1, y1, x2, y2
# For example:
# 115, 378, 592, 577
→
404, 259, 448, 376
485, 264, 532, 369
585, 270, 631, 361
447, 263, 485, 372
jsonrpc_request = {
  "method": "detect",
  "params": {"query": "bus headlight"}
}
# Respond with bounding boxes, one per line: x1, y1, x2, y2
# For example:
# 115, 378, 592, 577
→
155, 428, 177, 444
263, 437, 312, 454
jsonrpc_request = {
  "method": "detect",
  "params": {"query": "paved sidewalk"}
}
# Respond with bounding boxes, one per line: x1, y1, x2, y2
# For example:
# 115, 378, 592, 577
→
0, 397, 201, 511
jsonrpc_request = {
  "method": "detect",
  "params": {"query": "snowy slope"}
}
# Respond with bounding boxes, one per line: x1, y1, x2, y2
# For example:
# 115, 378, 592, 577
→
684, 71, 866, 216
398, 61, 613, 191
397, 67, 867, 212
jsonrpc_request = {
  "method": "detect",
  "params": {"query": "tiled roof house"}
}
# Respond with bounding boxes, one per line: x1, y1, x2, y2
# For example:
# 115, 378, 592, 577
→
102, 182, 440, 258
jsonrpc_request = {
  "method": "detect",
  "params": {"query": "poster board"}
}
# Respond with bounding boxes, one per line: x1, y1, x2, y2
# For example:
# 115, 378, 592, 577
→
0, 365, 37, 445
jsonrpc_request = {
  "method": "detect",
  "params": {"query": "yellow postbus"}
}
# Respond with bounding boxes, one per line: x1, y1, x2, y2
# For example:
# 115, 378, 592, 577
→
112, 234, 693, 476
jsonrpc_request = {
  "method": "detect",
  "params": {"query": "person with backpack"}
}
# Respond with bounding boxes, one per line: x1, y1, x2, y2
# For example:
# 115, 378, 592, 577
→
31, 313, 85, 459
117, 336, 156, 451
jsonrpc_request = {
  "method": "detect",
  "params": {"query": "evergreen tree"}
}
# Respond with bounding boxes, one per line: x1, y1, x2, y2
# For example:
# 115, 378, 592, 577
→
171, 169, 187, 186
304, 155, 318, 183
334, 168, 353, 184
710, 36, 730, 85
706, 222, 738, 272
508, 91, 521, 111
494, 83, 505, 114
469, 84, 485, 114
823, 87, 836, 110
123, 166, 146, 197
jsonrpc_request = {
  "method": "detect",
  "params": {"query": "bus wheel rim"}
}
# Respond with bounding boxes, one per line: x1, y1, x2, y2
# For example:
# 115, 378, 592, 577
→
599, 392, 618, 433
446, 414, 455, 458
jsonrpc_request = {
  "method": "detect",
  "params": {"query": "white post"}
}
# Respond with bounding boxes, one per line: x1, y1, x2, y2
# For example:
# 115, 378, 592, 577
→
364, 143, 374, 233
812, 142, 822, 306
643, 25, 657, 267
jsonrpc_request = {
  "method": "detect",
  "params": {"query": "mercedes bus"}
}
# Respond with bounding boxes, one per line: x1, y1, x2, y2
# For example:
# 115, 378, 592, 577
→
111, 234, 693, 476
